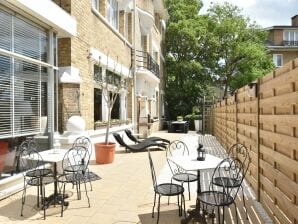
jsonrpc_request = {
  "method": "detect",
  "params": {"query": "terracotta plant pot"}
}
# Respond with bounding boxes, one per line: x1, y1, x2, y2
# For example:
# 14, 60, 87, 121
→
94, 142, 116, 164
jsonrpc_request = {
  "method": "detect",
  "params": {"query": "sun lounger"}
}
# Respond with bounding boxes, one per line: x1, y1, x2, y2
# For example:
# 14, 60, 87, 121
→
124, 129, 170, 145
113, 133, 166, 153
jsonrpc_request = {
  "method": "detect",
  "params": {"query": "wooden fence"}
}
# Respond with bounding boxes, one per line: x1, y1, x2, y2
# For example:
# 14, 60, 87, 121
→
212, 59, 298, 224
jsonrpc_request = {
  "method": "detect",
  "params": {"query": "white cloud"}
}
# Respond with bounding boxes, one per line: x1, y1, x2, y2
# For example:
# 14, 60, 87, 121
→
200, 0, 298, 27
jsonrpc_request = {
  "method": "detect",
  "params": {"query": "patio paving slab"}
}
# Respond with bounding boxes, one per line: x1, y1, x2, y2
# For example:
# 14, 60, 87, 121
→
0, 131, 272, 224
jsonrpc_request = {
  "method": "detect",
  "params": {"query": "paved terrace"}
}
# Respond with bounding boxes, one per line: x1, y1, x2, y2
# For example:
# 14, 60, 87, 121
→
0, 131, 272, 224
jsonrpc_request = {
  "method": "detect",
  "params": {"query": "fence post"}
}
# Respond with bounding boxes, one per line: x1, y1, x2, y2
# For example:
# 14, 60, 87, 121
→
235, 90, 238, 144
257, 77, 260, 201
225, 98, 228, 149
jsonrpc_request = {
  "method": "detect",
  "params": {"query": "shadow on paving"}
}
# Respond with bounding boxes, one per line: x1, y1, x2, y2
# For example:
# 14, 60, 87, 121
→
0, 195, 41, 220
138, 209, 185, 224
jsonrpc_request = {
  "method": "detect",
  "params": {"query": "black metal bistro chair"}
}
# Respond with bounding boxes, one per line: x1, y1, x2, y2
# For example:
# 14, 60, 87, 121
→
166, 140, 198, 201
148, 150, 186, 224
72, 136, 93, 190
18, 139, 53, 219
57, 146, 90, 217
212, 143, 250, 219
198, 157, 247, 224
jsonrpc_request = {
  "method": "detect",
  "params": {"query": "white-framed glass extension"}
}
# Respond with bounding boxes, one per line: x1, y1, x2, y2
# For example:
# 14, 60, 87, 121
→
0, 7, 57, 178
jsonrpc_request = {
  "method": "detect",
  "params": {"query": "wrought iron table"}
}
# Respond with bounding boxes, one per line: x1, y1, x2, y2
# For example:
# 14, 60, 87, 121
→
37, 149, 69, 207
169, 154, 223, 223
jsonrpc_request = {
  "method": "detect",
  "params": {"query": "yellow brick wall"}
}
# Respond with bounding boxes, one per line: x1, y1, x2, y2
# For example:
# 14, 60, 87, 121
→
57, 38, 71, 66
57, 0, 165, 132
58, 83, 81, 132
58, 0, 132, 130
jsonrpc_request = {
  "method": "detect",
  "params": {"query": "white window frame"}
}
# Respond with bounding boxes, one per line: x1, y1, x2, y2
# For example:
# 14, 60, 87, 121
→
273, 54, 283, 67
283, 30, 298, 41
0, 8, 56, 138
91, 0, 100, 12
106, 0, 119, 29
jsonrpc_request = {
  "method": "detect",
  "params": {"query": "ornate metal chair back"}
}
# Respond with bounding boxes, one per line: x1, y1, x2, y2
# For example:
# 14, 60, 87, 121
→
62, 146, 89, 173
166, 140, 189, 175
72, 136, 92, 165
227, 143, 250, 178
18, 140, 45, 174
210, 157, 246, 202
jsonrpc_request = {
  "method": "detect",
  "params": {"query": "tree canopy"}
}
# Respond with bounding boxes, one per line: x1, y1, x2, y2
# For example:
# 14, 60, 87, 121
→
165, 0, 210, 119
164, 1, 274, 119
205, 2, 274, 97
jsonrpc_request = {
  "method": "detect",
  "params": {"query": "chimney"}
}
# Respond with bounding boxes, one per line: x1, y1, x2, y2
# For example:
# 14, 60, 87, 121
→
291, 15, 298, 26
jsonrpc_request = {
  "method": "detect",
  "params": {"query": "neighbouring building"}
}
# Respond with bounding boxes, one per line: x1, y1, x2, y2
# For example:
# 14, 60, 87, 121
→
266, 15, 298, 67
53, 0, 167, 143
0, 0, 76, 195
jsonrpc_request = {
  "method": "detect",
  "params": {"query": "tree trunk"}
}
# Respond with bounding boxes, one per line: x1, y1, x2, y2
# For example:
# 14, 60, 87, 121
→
105, 108, 112, 144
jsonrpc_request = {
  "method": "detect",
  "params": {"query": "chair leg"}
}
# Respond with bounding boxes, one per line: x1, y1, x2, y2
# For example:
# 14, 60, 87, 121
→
42, 184, 46, 220
37, 185, 40, 208
168, 178, 174, 205
187, 182, 191, 200
222, 206, 225, 224
182, 194, 186, 218
217, 206, 220, 224
152, 192, 157, 218
234, 202, 239, 224
61, 183, 66, 217
157, 195, 161, 224
177, 195, 181, 216
20, 182, 27, 217
88, 171, 93, 191
75, 180, 81, 200
84, 180, 90, 207
241, 185, 248, 219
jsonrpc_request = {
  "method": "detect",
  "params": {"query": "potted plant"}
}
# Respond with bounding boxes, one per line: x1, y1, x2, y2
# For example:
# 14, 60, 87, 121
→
93, 56, 127, 164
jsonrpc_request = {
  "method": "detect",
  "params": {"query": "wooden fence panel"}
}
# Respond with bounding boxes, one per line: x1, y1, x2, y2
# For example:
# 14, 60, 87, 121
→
211, 59, 298, 224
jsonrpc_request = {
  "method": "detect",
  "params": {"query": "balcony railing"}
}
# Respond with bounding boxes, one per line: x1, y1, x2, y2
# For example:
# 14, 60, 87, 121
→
282, 40, 298, 46
132, 50, 160, 78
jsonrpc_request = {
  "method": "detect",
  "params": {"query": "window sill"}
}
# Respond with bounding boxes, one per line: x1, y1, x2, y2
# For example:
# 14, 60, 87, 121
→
91, 7, 132, 48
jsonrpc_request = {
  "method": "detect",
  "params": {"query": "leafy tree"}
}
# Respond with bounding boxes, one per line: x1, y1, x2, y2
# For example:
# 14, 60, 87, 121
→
205, 2, 274, 97
164, 1, 274, 120
165, 0, 211, 119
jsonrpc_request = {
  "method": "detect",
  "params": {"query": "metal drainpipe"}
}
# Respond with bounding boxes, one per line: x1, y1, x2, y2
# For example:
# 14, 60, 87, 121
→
133, 0, 137, 131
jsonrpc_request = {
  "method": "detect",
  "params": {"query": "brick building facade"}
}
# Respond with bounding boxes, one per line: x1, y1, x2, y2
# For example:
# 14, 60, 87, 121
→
53, 0, 167, 138
266, 15, 298, 67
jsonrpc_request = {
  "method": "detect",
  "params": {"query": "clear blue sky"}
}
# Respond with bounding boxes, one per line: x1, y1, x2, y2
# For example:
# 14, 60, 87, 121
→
200, 0, 298, 28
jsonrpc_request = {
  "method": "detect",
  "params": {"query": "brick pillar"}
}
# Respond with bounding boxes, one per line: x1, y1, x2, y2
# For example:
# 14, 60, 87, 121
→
58, 38, 71, 67
58, 83, 81, 133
